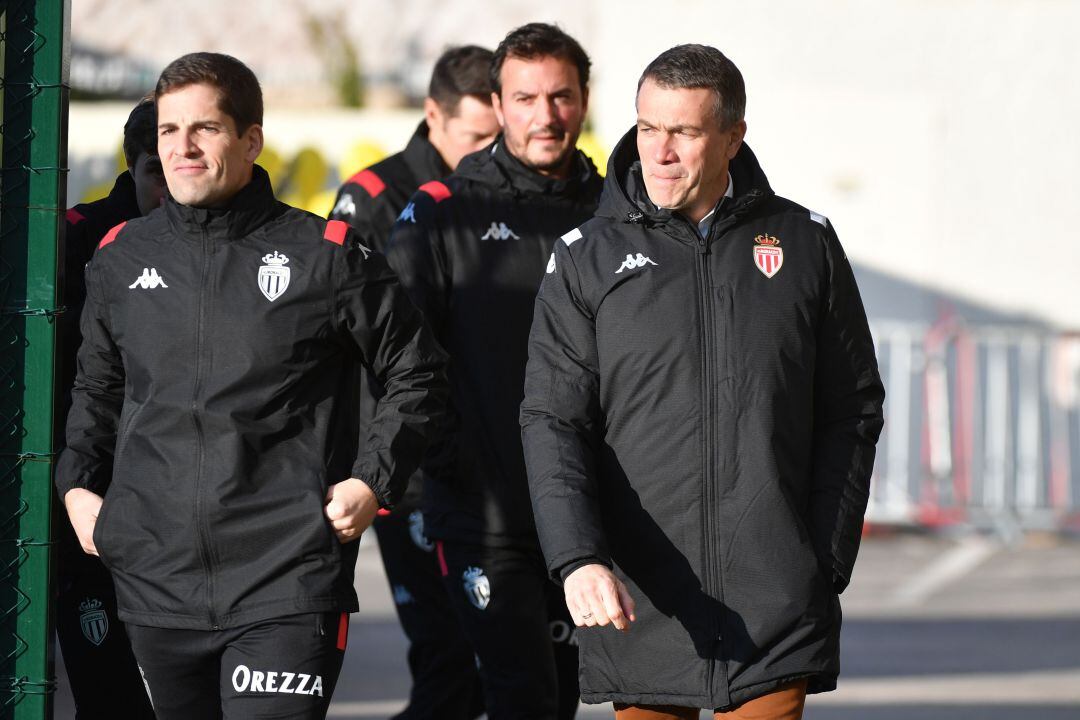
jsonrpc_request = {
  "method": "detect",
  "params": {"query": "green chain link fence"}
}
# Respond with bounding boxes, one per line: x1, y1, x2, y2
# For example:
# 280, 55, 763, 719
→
0, 0, 70, 717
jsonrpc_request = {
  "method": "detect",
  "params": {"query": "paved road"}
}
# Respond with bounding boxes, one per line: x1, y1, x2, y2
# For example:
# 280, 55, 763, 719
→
51, 532, 1080, 719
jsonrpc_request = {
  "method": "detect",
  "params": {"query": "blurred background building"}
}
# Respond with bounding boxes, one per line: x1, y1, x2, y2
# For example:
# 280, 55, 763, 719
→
67, 0, 1080, 534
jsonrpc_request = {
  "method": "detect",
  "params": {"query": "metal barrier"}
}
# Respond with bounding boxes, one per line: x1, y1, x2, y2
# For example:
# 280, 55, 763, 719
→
869, 320, 1080, 533
0, 1, 69, 717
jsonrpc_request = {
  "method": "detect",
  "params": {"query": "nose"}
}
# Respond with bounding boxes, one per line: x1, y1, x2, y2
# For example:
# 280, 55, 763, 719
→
536, 96, 557, 127
174, 130, 199, 157
652, 133, 677, 164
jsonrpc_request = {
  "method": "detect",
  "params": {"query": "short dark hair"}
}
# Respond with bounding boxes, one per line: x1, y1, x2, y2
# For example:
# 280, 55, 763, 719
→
155, 52, 263, 134
637, 44, 746, 129
490, 23, 590, 96
429, 45, 494, 115
123, 94, 157, 168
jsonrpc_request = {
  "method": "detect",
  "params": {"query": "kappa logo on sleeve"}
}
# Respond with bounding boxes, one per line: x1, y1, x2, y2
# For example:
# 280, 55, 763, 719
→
397, 202, 417, 224
331, 193, 356, 218
128, 268, 168, 289
614, 253, 657, 274
546, 253, 556, 274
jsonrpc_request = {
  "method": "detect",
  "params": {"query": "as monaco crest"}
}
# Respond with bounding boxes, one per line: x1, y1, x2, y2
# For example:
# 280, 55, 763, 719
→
462, 566, 491, 610
79, 597, 109, 646
258, 251, 290, 301
753, 234, 783, 278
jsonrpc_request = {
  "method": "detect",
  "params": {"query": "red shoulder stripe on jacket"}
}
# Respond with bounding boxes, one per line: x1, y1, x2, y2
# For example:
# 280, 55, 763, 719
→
98, 222, 127, 249
418, 181, 452, 203
323, 219, 348, 246
66, 208, 87, 225
348, 169, 386, 198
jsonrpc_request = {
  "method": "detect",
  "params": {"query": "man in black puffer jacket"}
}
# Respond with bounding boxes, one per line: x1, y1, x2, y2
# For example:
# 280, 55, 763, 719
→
55, 53, 447, 720
521, 45, 884, 719
329, 45, 499, 720
386, 23, 603, 720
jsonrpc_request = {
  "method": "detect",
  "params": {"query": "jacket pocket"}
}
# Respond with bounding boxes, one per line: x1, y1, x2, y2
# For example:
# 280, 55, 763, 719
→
114, 401, 147, 465
91, 492, 116, 567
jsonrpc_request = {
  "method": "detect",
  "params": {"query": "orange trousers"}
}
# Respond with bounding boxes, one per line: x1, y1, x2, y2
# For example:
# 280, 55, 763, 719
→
613, 679, 808, 720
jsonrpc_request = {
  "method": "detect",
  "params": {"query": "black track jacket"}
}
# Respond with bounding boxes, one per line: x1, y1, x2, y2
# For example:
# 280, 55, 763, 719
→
386, 140, 603, 548
55, 166, 448, 630
329, 123, 449, 512
521, 129, 885, 708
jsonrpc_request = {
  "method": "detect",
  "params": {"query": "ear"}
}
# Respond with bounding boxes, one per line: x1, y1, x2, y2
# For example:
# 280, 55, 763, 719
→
244, 124, 264, 163
726, 120, 747, 160
423, 97, 442, 128
491, 91, 506, 129
581, 85, 590, 117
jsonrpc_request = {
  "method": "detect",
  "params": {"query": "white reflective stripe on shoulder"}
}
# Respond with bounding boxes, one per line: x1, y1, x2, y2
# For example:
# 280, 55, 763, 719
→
809, 212, 828, 227
561, 228, 583, 246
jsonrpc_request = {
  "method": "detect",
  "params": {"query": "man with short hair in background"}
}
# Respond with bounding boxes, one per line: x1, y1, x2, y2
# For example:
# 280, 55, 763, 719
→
56, 52, 447, 720
329, 44, 498, 720
386, 22, 603, 720
56, 95, 164, 720
522, 44, 884, 720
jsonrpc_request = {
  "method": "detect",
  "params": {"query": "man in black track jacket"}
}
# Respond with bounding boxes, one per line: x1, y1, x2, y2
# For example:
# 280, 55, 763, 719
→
521, 46, 885, 719
54, 53, 447, 720
386, 23, 603, 720
328, 45, 498, 720
57, 96, 163, 720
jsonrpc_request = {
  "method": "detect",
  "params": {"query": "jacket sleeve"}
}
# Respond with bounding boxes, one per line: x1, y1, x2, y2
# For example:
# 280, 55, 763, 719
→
332, 234, 449, 508
809, 221, 885, 593
520, 239, 609, 581
54, 257, 125, 497
329, 182, 383, 251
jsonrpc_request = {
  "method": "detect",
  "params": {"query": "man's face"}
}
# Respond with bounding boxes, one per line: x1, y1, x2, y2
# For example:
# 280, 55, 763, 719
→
157, 83, 263, 208
426, 95, 500, 171
130, 152, 166, 216
636, 79, 746, 224
492, 55, 588, 178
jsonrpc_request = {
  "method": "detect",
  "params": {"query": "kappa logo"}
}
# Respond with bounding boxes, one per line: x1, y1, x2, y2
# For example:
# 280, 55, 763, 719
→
546, 253, 556, 274
480, 222, 520, 241
258, 251, 291, 302
332, 193, 356, 218
408, 510, 434, 552
231, 664, 324, 696
397, 202, 416, 224
462, 566, 491, 610
753, 234, 783, 278
392, 584, 415, 606
78, 597, 108, 646
614, 253, 657, 274
128, 268, 168, 289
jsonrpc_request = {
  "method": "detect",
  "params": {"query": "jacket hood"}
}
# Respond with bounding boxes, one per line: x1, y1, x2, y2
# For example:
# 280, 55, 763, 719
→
597, 125, 774, 226
454, 135, 602, 201
164, 164, 286, 240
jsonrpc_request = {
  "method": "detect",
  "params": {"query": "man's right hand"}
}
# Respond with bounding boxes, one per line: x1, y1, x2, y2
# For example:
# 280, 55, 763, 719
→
64, 488, 104, 556
564, 563, 636, 632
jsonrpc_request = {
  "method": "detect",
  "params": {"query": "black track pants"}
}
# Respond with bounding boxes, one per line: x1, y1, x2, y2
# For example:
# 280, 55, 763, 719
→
374, 511, 484, 719
56, 528, 156, 719
437, 541, 579, 720
126, 612, 347, 720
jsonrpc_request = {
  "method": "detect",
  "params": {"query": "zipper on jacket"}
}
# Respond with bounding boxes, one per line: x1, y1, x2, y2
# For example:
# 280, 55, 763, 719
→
695, 226, 732, 706
190, 225, 220, 630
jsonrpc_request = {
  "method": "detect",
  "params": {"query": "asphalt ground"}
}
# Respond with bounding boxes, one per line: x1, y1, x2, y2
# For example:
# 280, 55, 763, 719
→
51, 531, 1080, 719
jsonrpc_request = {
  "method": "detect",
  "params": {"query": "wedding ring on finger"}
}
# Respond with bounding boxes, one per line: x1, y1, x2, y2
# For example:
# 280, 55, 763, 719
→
581, 612, 593, 620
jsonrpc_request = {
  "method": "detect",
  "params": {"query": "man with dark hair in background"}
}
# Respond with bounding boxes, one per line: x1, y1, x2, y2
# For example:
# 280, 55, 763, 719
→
55, 52, 447, 720
386, 22, 602, 720
329, 45, 498, 720
521, 44, 884, 720
56, 95, 163, 720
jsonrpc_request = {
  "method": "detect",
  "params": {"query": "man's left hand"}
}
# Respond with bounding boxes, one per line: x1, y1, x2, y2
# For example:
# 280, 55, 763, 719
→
324, 478, 380, 543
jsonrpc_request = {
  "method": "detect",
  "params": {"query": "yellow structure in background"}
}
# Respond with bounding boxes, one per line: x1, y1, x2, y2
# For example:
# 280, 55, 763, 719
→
80, 134, 607, 216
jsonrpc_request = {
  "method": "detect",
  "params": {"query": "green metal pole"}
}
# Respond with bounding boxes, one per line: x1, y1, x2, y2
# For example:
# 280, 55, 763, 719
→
0, 0, 70, 717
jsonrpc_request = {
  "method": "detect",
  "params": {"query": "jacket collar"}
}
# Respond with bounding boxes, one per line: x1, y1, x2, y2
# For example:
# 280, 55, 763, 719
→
454, 134, 602, 201
402, 121, 450, 183
164, 164, 284, 241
